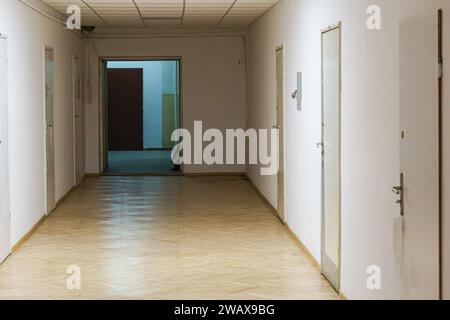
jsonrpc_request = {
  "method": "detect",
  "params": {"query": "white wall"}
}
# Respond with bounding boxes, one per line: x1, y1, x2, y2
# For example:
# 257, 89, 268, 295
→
246, 0, 447, 299
85, 36, 247, 174
0, 0, 85, 245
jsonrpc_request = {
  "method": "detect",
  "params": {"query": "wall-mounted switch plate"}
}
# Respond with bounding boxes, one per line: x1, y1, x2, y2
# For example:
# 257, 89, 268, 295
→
297, 72, 302, 111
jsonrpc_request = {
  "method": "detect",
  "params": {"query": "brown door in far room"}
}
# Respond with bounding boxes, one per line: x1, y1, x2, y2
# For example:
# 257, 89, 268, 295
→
107, 68, 143, 150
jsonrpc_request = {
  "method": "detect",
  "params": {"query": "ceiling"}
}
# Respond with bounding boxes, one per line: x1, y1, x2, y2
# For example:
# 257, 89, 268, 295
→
40, 0, 280, 29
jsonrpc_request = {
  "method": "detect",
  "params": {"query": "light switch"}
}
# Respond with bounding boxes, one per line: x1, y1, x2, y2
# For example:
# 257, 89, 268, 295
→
297, 72, 302, 111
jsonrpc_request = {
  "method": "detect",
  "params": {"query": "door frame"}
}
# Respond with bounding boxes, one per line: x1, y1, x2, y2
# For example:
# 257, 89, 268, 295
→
437, 9, 443, 300
320, 22, 342, 291
97, 56, 184, 175
275, 45, 286, 222
0, 33, 11, 264
72, 54, 82, 185
44, 45, 55, 215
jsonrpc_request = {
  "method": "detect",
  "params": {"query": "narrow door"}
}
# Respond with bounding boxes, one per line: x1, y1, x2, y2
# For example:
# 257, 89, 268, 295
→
276, 46, 285, 222
0, 35, 10, 263
73, 56, 83, 184
107, 68, 143, 151
45, 48, 55, 214
397, 10, 441, 299
321, 24, 341, 291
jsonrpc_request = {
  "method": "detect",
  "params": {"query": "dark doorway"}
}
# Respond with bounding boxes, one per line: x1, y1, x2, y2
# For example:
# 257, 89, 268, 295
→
103, 59, 181, 176
107, 68, 144, 151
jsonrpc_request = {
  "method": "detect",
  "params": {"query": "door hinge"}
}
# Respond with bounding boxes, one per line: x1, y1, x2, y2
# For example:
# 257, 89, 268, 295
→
438, 58, 443, 79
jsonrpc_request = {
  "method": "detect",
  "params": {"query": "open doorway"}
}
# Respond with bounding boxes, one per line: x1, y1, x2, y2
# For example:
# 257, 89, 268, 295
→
101, 59, 181, 175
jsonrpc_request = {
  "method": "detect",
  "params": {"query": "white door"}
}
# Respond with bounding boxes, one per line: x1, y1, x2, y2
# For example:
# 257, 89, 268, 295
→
73, 56, 84, 184
0, 35, 10, 264
45, 48, 55, 214
321, 24, 341, 291
276, 47, 285, 222
398, 10, 441, 300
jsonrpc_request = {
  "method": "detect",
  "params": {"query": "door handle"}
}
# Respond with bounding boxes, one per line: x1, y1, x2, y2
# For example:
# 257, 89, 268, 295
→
272, 125, 280, 129
392, 173, 404, 216
391, 186, 402, 195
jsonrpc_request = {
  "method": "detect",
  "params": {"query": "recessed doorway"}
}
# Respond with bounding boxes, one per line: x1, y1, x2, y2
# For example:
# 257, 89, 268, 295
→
100, 59, 182, 176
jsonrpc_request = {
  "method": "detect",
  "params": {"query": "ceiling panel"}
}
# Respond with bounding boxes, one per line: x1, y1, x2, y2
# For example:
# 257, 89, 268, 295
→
39, 0, 279, 29
220, 0, 277, 28
84, 0, 142, 27
182, 0, 233, 28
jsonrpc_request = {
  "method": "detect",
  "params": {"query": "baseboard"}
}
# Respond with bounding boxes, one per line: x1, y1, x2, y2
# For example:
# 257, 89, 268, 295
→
12, 214, 47, 253
246, 175, 280, 218
85, 173, 102, 177
11, 183, 80, 254
246, 175, 321, 270
339, 290, 349, 300
55, 185, 76, 208
285, 225, 321, 270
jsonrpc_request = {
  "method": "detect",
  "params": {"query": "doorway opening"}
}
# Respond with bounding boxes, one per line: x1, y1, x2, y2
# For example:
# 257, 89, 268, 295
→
101, 59, 182, 176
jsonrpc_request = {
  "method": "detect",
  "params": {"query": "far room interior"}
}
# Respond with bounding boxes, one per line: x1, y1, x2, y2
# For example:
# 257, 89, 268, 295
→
104, 59, 181, 175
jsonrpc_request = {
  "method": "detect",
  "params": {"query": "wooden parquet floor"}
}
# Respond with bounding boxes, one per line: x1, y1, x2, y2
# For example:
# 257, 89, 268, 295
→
0, 176, 338, 300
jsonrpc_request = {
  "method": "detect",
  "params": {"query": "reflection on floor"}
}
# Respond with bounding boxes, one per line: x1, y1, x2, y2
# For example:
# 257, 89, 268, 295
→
0, 176, 338, 300
106, 150, 178, 175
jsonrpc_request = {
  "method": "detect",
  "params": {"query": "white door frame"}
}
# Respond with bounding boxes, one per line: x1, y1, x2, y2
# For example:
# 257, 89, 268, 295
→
0, 33, 11, 264
320, 22, 342, 291
276, 45, 285, 222
72, 54, 83, 185
44, 46, 55, 215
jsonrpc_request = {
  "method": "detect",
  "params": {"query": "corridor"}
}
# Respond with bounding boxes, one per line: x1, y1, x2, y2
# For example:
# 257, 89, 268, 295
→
0, 176, 337, 300
1, 0, 448, 301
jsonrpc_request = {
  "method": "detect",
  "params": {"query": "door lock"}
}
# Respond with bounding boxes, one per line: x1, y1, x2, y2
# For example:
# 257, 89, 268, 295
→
316, 142, 324, 152
392, 173, 404, 216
